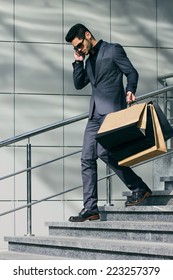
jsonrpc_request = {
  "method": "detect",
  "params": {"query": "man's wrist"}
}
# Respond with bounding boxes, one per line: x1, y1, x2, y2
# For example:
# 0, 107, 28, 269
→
126, 91, 134, 95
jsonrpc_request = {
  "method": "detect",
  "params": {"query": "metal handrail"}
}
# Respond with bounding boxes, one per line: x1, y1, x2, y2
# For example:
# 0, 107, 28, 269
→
1, 85, 173, 148
136, 84, 173, 101
158, 73, 173, 80
0, 150, 82, 181
0, 113, 88, 148
158, 73, 173, 86
1, 148, 173, 218
0, 170, 117, 217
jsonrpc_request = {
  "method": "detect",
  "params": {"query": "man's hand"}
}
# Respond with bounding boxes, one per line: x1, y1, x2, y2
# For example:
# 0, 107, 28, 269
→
126, 91, 136, 104
74, 51, 85, 61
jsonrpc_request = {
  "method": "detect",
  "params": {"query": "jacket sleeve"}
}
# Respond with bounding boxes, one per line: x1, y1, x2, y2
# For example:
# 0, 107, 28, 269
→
112, 44, 139, 94
72, 61, 90, 89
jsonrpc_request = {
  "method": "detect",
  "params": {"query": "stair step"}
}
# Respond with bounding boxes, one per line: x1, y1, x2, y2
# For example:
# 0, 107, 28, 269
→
160, 176, 173, 182
4, 235, 173, 260
122, 190, 173, 205
45, 220, 173, 243
4, 205, 173, 260
99, 205, 173, 221
0, 250, 70, 260
160, 177, 173, 191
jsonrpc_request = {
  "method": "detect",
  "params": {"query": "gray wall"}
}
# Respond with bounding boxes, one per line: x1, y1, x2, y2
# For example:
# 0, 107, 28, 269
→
0, 0, 172, 249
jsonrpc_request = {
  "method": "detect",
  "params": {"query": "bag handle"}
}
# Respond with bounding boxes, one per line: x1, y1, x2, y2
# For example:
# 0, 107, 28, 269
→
127, 100, 138, 107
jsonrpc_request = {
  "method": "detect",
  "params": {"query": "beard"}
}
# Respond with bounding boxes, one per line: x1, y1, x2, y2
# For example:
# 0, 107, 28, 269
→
85, 39, 93, 55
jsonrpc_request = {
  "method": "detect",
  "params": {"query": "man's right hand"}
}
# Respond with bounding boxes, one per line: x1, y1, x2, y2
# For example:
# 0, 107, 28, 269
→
74, 51, 85, 61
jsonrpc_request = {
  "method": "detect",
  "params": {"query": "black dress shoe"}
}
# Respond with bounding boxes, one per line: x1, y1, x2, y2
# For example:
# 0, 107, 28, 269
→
125, 189, 152, 207
69, 208, 100, 222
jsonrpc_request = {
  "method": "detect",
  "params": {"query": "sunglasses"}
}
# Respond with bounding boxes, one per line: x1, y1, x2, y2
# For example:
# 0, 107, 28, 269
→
73, 37, 85, 52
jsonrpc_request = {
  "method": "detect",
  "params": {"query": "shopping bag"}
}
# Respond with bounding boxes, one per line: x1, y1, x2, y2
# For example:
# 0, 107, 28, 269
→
96, 103, 148, 150
149, 101, 173, 141
118, 104, 167, 166
110, 105, 155, 161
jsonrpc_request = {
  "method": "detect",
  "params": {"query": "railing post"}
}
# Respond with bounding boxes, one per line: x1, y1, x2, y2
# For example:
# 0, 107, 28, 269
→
26, 141, 33, 236
162, 79, 170, 148
163, 79, 168, 116
105, 165, 113, 206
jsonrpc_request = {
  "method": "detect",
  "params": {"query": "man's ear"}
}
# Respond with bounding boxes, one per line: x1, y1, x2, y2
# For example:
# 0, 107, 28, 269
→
85, 31, 92, 39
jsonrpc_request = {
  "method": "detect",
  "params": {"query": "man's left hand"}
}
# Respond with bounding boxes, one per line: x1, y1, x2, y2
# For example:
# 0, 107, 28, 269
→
126, 91, 136, 104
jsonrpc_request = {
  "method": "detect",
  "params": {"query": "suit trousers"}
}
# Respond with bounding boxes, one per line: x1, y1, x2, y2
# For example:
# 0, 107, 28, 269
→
81, 107, 149, 212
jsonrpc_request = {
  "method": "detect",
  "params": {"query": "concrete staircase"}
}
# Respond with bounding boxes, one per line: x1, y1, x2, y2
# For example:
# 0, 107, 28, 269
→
3, 186, 173, 260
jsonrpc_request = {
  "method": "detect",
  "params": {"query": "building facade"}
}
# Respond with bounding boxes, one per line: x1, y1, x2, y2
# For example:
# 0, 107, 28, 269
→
0, 0, 173, 249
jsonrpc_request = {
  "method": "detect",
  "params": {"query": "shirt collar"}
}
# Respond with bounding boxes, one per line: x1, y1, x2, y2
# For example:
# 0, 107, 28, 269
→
90, 39, 103, 55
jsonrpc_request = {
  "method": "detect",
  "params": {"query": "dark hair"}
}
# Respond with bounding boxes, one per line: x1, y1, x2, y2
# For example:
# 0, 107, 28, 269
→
65, 23, 93, 42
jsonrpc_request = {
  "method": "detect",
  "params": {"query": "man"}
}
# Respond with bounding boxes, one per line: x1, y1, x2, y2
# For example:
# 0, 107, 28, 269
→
65, 23, 152, 222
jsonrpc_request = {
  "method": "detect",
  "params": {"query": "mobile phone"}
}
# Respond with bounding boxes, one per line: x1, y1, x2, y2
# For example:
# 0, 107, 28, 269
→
76, 50, 84, 56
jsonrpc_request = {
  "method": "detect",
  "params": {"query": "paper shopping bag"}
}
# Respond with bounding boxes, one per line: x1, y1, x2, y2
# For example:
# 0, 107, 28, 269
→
96, 103, 148, 150
110, 105, 155, 161
118, 104, 167, 166
149, 101, 173, 141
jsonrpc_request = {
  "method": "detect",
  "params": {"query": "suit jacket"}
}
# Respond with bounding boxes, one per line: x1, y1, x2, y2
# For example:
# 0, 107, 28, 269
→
73, 41, 139, 119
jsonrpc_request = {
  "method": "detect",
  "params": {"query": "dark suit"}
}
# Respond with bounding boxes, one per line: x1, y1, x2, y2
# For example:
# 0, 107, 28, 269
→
73, 41, 148, 212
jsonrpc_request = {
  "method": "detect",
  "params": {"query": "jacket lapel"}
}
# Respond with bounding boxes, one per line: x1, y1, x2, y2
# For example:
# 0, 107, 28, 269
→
86, 60, 95, 84
94, 41, 107, 82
